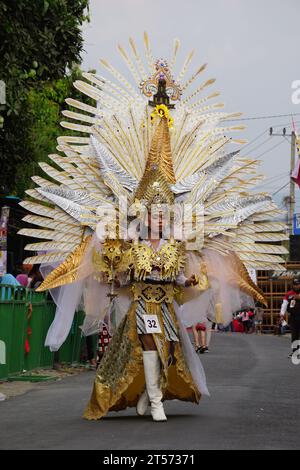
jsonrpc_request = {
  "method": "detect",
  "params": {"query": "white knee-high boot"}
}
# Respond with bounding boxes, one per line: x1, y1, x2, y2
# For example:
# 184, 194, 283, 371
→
142, 351, 167, 422
136, 389, 149, 416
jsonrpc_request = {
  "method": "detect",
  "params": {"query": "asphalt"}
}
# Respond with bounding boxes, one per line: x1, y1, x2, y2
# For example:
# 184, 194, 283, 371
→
0, 333, 299, 450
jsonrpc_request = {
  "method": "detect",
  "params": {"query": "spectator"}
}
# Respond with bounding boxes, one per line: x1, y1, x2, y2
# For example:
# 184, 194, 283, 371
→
192, 319, 212, 354
248, 308, 255, 333
28, 265, 43, 289
280, 277, 300, 357
273, 317, 282, 336
254, 302, 264, 334
233, 313, 244, 333
237, 309, 251, 333
85, 336, 97, 368
193, 322, 206, 354
16, 273, 30, 287
16, 266, 31, 287
0, 273, 21, 300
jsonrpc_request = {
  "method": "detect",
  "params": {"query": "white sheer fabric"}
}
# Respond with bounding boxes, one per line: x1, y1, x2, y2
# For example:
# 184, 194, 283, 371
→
41, 234, 255, 356
44, 281, 85, 352
78, 234, 131, 335
175, 304, 209, 396
40, 235, 108, 351
40, 263, 86, 352
179, 248, 255, 328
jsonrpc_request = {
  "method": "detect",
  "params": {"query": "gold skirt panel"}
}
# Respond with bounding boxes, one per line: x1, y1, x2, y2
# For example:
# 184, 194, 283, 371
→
83, 301, 201, 420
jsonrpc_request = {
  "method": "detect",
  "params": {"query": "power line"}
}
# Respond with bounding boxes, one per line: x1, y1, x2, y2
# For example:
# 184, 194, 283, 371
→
255, 172, 290, 188
239, 122, 296, 157
272, 181, 290, 196
239, 128, 269, 152
272, 119, 300, 130
258, 171, 289, 183
224, 112, 300, 122
241, 136, 271, 156
255, 139, 286, 159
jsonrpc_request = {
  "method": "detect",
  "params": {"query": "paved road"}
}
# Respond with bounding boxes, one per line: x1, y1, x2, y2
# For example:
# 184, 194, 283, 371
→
1, 333, 299, 450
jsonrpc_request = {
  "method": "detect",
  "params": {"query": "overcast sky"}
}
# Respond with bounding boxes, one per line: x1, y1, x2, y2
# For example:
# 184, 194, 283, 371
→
81, 0, 300, 212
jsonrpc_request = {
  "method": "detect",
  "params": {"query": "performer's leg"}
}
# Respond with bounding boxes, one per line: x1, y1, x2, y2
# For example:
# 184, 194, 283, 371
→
200, 330, 206, 348
206, 320, 212, 347
137, 334, 167, 422
86, 335, 96, 366
139, 333, 157, 350
139, 334, 174, 358
192, 325, 200, 351
290, 318, 300, 352
290, 318, 298, 351
136, 334, 155, 416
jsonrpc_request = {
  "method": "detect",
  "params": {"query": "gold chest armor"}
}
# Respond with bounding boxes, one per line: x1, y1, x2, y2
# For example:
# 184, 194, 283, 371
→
131, 241, 185, 281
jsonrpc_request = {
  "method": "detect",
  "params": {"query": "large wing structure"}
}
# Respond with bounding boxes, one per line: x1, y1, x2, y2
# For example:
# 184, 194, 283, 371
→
19, 33, 288, 280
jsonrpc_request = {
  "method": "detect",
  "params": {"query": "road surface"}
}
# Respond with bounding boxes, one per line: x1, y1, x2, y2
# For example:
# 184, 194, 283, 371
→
0, 333, 299, 450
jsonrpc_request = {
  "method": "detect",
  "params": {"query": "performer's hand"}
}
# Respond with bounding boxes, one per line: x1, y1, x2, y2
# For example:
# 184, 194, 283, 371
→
185, 274, 198, 287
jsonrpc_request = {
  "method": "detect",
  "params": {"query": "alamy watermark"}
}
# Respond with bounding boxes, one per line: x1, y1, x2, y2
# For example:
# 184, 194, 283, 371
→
291, 80, 300, 105
291, 341, 300, 365
94, 198, 205, 251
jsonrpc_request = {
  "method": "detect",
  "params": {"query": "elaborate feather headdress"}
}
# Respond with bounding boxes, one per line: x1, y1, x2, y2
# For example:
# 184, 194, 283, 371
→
18, 33, 288, 294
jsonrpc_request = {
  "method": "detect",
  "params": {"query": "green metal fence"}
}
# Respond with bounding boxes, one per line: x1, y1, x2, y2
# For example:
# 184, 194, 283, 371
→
0, 285, 86, 380
59, 311, 86, 365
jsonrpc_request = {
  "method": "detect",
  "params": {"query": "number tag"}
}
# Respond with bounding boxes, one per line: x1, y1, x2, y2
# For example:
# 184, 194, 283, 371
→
143, 314, 162, 334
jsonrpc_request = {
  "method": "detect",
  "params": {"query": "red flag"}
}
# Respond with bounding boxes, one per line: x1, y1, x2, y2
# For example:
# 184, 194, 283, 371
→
291, 119, 300, 187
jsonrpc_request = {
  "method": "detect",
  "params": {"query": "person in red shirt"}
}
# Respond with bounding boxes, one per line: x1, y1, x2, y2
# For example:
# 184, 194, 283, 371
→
280, 278, 300, 356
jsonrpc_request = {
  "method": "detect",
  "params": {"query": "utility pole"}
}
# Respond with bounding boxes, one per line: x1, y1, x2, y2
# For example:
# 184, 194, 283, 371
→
269, 127, 296, 236
290, 131, 296, 236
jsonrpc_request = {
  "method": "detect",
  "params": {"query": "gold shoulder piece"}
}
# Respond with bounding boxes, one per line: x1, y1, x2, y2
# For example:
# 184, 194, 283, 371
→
92, 239, 132, 281
160, 240, 186, 280
36, 236, 92, 291
131, 243, 153, 280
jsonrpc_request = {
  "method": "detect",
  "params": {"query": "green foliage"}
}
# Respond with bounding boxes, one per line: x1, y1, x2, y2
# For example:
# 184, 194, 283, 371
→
0, 0, 90, 195
0, 0, 89, 83
14, 67, 87, 196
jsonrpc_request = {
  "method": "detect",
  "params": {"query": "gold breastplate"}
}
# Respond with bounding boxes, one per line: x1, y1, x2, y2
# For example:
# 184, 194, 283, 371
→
131, 241, 185, 281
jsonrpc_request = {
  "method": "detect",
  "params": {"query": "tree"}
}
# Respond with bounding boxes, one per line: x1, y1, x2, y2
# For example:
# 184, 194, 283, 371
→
14, 66, 90, 196
0, 0, 89, 195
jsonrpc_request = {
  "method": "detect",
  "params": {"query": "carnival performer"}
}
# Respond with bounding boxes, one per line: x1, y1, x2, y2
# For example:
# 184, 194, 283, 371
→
18, 33, 287, 421
82, 205, 209, 421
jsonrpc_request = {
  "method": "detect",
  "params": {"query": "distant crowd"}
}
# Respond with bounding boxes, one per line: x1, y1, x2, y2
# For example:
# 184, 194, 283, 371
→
0, 263, 43, 299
